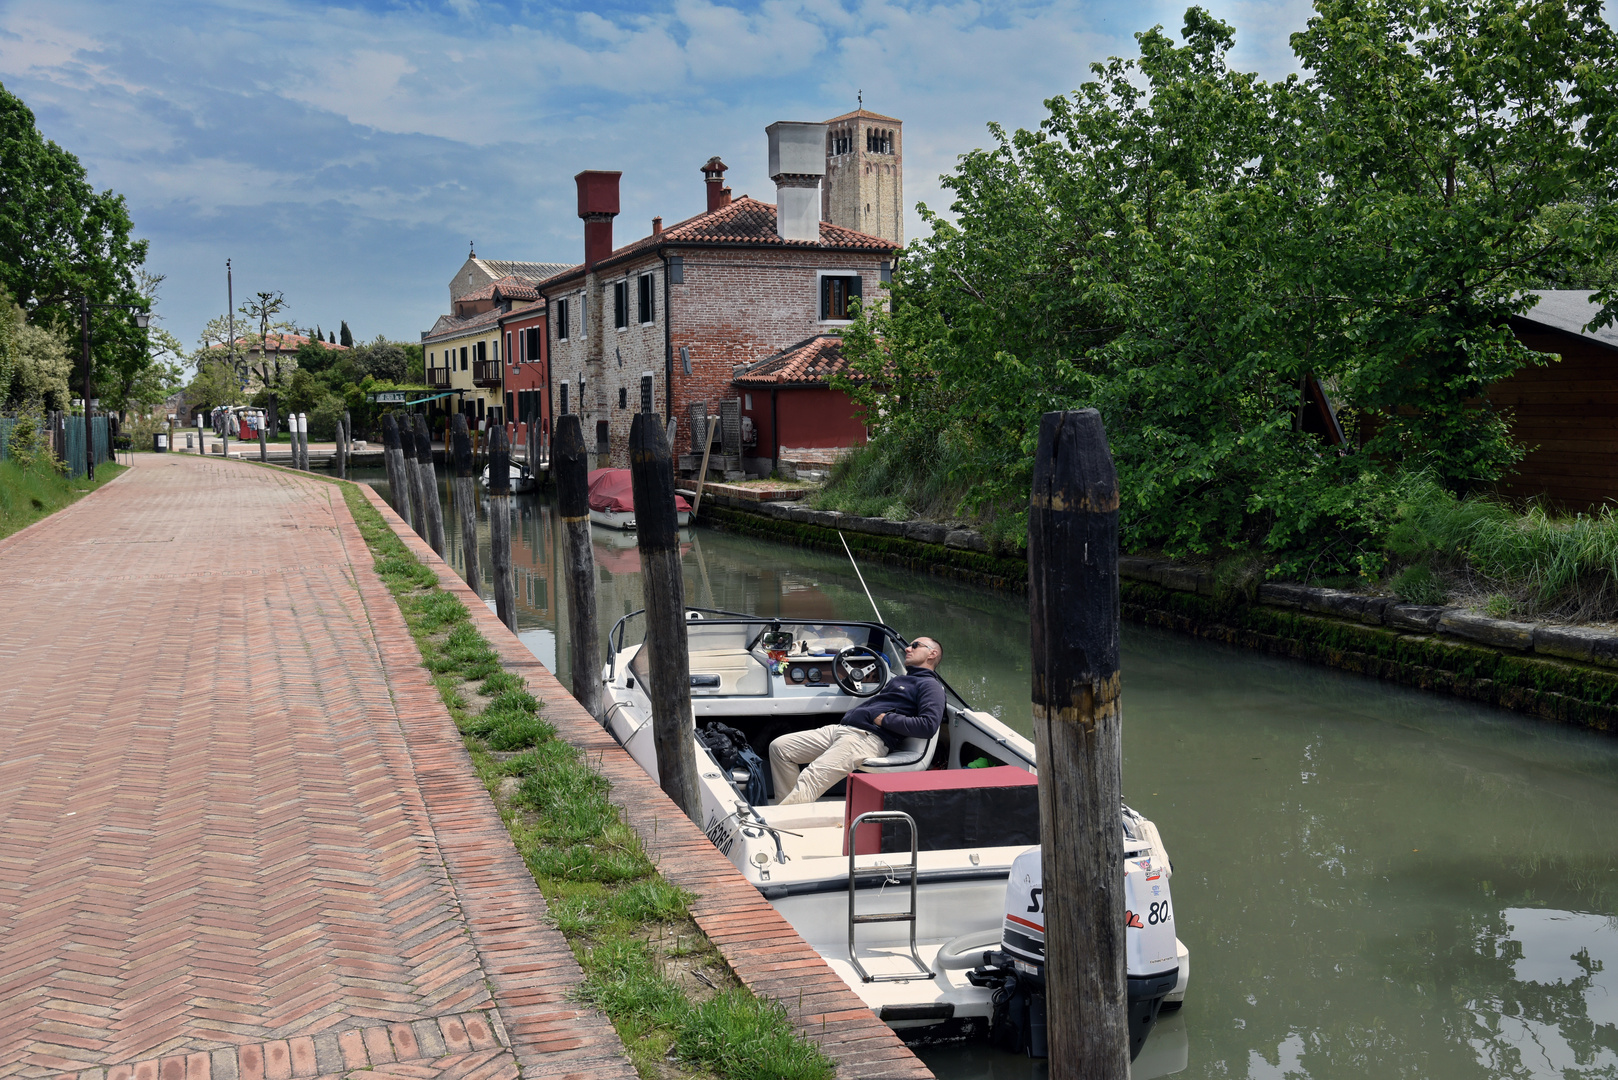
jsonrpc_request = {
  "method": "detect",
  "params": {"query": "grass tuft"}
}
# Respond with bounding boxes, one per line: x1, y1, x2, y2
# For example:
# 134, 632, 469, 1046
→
339, 482, 832, 1080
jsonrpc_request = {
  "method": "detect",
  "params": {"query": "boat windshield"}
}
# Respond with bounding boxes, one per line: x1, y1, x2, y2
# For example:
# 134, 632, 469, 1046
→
608, 607, 973, 710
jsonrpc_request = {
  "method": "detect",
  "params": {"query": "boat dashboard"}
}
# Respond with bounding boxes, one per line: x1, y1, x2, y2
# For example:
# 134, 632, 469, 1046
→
609, 608, 964, 711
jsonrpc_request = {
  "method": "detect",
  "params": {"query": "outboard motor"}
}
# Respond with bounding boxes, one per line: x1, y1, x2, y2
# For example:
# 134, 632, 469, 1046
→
968, 845, 1180, 1060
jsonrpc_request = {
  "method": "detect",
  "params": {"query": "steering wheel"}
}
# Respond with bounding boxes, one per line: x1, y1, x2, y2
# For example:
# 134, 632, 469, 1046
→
833, 645, 891, 697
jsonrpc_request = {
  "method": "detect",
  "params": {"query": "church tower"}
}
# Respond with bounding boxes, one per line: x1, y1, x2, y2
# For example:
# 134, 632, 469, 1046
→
821, 109, 903, 247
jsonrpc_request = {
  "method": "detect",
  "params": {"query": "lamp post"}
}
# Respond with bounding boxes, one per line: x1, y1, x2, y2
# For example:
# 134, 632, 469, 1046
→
79, 298, 150, 481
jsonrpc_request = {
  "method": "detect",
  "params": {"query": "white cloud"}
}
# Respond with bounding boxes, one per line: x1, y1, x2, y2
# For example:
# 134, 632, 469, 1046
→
0, 0, 1321, 344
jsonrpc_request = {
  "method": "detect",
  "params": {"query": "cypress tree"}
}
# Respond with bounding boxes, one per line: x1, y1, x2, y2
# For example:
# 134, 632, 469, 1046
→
339, 321, 353, 347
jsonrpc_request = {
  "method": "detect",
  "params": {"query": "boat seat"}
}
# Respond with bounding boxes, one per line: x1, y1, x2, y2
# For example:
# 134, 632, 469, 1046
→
855, 727, 940, 773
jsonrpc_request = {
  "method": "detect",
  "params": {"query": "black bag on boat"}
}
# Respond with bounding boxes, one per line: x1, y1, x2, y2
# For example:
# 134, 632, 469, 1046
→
698, 723, 769, 805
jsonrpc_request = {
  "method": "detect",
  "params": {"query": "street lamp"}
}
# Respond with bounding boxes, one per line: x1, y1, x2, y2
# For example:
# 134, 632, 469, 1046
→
78, 298, 151, 481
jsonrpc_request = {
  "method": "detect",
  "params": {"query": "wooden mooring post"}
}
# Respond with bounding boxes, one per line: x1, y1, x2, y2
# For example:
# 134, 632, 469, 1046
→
414, 415, 447, 556
259, 425, 267, 463
297, 413, 308, 470
381, 414, 414, 524
335, 420, 347, 480
553, 415, 602, 720
1029, 408, 1127, 1078
487, 427, 517, 633
451, 414, 480, 592
628, 412, 702, 824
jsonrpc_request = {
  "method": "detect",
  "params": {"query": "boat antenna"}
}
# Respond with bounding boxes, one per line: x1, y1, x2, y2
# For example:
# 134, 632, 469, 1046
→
838, 530, 885, 626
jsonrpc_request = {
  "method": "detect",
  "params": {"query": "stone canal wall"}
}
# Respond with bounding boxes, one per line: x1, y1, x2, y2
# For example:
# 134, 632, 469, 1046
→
698, 494, 1618, 733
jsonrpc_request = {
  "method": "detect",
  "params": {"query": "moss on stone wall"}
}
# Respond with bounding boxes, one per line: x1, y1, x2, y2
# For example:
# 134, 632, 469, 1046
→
1122, 579, 1618, 732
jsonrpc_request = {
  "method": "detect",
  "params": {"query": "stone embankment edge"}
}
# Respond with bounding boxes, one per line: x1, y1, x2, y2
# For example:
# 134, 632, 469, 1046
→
357, 483, 934, 1080
700, 496, 1618, 733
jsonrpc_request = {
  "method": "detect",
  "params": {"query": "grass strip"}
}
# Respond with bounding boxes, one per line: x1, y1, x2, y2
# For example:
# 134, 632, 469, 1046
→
341, 483, 833, 1080
0, 457, 127, 541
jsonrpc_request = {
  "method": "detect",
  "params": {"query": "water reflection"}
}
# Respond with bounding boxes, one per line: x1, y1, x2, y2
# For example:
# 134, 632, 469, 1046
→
364, 472, 1618, 1079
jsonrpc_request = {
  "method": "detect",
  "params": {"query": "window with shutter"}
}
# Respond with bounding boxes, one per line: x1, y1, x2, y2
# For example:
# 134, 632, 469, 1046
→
614, 280, 628, 330
820, 275, 863, 321
640, 374, 653, 415
560, 383, 569, 415
638, 274, 654, 323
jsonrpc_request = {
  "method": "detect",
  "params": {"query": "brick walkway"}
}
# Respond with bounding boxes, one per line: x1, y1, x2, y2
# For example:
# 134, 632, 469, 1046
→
0, 456, 632, 1080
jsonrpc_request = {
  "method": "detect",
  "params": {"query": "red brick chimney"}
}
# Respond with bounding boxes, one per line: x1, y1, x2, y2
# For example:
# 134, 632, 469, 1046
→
701, 157, 729, 213
575, 170, 621, 270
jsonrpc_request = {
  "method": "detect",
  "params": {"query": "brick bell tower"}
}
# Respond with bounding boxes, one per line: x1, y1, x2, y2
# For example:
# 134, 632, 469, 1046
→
821, 108, 903, 246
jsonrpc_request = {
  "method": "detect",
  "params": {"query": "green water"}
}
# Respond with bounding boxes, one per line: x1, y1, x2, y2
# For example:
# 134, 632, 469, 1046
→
370, 474, 1618, 1079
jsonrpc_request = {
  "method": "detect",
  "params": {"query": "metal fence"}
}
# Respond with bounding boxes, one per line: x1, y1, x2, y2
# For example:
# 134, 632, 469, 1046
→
0, 412, 113, 476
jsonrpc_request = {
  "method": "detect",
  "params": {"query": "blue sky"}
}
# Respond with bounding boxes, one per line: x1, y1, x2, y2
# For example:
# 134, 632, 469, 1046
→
1, 0, 1318, 352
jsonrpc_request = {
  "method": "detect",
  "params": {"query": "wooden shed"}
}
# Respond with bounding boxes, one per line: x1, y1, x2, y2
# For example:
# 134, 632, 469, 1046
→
1491, 290, 1618, 509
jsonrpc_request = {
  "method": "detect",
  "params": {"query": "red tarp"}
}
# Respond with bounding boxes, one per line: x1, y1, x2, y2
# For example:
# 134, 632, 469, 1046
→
587, 468, 692, 514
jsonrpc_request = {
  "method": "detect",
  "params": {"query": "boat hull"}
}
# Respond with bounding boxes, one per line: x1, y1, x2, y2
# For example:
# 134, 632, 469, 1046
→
590, 508, 691, 530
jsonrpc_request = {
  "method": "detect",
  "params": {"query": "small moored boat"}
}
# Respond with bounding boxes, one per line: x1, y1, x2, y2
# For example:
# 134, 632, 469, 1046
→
588, 468, 692, 529
481, 459, 538, 493
598, 608, 1188, 1059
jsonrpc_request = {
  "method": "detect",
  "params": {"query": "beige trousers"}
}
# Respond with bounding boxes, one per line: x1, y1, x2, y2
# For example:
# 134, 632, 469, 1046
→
769, 724, 888, 805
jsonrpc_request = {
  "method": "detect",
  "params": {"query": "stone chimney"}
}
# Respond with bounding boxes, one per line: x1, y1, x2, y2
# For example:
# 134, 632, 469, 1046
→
575, 170, 622, 270
701, 157, 729, 213
766, 122, 826, 242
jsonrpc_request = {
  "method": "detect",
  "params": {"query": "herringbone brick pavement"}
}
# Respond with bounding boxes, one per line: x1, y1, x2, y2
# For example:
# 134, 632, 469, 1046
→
0, 456, 632, 1080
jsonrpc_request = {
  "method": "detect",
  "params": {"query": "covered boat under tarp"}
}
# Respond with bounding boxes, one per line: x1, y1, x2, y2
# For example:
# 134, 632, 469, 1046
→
588, 468, 692, 529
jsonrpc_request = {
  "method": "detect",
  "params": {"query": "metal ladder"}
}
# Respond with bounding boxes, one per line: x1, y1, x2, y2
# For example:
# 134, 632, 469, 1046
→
847, 811, 934, 983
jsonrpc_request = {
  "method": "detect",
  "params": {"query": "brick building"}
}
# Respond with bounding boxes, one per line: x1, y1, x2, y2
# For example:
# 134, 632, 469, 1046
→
537, 121, 897, 471
499, 300, 550, 444
822, 109, 903, 247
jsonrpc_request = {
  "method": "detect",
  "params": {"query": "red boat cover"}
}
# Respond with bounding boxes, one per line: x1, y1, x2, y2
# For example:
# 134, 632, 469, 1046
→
587, 468, 692, 515
844, 766, 1039, 855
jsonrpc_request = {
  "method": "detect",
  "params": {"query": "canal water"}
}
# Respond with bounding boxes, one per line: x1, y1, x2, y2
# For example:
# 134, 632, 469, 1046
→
365, 472, 1618, 1080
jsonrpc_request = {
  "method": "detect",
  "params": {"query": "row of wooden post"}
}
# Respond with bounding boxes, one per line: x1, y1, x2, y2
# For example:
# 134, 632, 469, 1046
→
383, 401, 1127, 1076
378, 411, 517, 635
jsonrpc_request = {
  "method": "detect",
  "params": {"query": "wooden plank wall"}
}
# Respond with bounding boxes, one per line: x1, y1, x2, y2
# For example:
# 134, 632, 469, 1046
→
1491, 323, 1618, 510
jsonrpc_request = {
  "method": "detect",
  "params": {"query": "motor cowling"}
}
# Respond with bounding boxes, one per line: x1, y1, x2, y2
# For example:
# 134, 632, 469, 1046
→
968, 845, 1180, 1061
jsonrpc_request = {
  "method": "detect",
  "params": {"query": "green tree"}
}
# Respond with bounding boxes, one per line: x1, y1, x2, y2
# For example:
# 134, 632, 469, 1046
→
339, 321, 353, 348
840, 0, 1618, 575
0, 82, 150, 402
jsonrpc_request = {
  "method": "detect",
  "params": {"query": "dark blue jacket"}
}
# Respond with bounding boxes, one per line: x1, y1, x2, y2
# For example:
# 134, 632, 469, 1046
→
841, 667, 946, 752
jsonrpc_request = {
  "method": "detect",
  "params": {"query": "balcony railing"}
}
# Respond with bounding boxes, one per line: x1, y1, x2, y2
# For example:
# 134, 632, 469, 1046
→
472, 359, 503, 389
426, 366, 452, 389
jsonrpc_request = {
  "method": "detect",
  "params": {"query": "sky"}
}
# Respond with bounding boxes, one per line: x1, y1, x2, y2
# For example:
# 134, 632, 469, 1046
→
1, 0, 1320, 354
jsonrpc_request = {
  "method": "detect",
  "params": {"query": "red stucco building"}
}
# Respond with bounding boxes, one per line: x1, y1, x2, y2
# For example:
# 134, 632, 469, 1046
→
732, 335, 867, 475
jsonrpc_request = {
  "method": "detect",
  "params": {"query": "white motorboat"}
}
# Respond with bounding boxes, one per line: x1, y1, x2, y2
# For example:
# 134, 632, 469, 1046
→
481, 459, 538, 493
599, 608, 1189, 1058
587, 467, 691, 529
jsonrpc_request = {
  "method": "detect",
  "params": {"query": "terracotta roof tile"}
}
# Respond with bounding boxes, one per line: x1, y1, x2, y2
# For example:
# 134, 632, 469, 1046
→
538, 196, 894, 288
460, 275, 541, 303
732, 334, 865, 387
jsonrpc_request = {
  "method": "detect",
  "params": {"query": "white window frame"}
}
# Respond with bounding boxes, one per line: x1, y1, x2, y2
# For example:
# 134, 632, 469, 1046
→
614, 278, 630, 332
557, 298, 570, 342
815, 269, 864, 325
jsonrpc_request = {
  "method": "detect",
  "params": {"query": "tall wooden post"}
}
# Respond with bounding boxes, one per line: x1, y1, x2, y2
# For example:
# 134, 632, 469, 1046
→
488, 427, 517, 632
1029, 408, 1127, 1078
297, 413, 308, 470
414, 414, 447, 556
335, 420, 347, 479
382, 414, 414, 524
259, 425, 267, 463
553, 415, 602, 720
629, 412, 702, 823
343, 409, 352, 452
404, 417, 427, 536
451, 414, 481, 592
